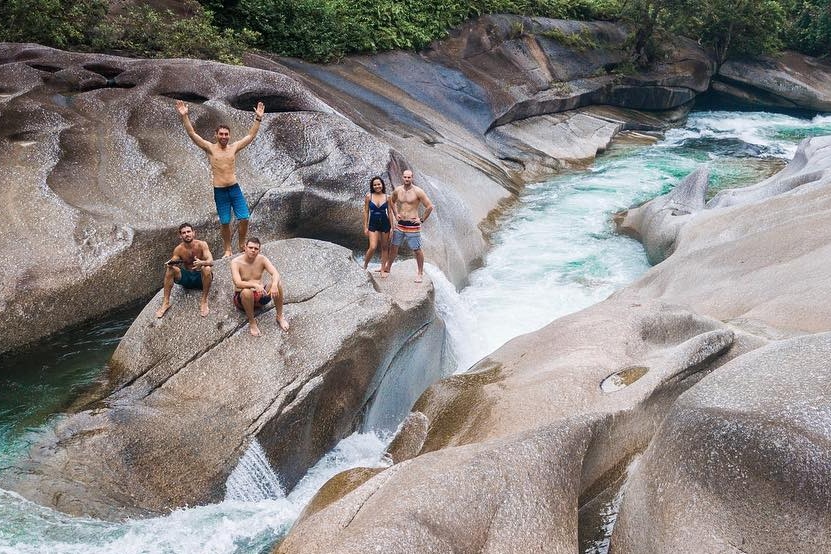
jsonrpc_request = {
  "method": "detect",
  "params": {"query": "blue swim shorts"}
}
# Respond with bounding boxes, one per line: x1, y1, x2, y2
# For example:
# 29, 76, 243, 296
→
213, 183, 250, 225
175, 268, 203, 290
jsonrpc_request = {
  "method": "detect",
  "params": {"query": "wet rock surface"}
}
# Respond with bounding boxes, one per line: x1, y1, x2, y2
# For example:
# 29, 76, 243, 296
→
1, 239, 442, 520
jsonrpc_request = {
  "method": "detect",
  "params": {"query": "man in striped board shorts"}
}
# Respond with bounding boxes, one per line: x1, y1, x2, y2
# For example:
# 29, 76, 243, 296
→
385, 169, 435, 283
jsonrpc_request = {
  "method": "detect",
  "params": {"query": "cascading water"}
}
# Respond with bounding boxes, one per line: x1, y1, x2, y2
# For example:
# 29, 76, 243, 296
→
1, 110, 830, 553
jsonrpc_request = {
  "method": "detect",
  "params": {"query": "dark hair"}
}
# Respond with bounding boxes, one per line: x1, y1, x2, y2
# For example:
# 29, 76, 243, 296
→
215, 124, 230, 133
369, 176, 386, 194
178, 222, 194, 233
246, 237, 261, 246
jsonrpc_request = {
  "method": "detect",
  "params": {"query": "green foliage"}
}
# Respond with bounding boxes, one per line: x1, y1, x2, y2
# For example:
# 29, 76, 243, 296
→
96, 3, 257, 64
541, 27, 601, 51
0, 0, 107, 48
0, 0, 256, 63
669, 0, 786, 65
204, 0, 622, 62
780, 0, 831, 57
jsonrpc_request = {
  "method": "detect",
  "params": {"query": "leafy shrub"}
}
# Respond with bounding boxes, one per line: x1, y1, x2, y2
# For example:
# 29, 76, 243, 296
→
0, 0, 107, 48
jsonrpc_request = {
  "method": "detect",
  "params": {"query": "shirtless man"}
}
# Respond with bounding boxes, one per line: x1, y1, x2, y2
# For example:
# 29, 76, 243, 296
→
231, 237, 290, 336
176, 99, 266, 258
155, 222, 214, 318
385, 169, 435, 282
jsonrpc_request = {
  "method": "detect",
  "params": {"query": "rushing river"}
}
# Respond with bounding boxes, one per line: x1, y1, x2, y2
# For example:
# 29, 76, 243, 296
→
1, 111, 830, 553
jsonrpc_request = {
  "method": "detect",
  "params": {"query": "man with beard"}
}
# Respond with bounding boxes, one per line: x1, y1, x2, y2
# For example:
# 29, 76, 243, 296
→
155, 223, 214, 318
176, 99, 266, 258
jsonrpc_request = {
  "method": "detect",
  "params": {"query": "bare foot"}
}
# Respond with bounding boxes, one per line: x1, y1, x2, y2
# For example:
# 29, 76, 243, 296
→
249, 322, 262, 336
222, 251, 232, 259
414, 274, 424, 283
200, 303, 209, 317
380, 271, 389, 278
276, 315, 290, 331
155, 303, 171, 318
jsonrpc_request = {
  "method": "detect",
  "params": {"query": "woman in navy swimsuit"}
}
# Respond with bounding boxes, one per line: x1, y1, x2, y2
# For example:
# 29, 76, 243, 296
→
363, 176, 394, 276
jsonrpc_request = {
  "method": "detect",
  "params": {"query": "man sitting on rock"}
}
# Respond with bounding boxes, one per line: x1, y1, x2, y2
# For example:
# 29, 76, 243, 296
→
156, 222, 214, 318
176, 98, 265, 258
231, 237, 290, 336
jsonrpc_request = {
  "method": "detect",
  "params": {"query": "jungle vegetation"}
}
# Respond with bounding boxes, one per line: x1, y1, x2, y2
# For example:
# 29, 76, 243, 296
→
1, 0, 828, 65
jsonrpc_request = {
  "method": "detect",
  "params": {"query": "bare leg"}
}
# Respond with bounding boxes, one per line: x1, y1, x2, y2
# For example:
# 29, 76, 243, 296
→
155, 266, 180, 318
414, 249, 424, 283
199, 267, 212, 317
221, 223, 233, 258
379, 232, 390, 276
240, 289, 260, 336
237, 219, 249, 253
272, 280, 289, 331
363, 232, 379, 270
385, 244, 399, 277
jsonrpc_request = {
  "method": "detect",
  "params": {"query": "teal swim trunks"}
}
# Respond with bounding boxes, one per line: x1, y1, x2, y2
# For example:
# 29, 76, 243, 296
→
175, 269, 203, 290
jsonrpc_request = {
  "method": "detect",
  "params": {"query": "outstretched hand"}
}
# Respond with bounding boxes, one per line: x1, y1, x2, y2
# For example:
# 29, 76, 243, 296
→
176, 99, 189, 116
255, 101, 265, 119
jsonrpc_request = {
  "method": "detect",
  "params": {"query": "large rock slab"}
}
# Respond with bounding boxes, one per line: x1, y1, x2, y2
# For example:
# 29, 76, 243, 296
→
623, 135, 831, 336
0, 43, 478, 355
611, 332, 831, 553
713, 52, 831, 112
277, 298, 754, 553
1, 239, 444, 520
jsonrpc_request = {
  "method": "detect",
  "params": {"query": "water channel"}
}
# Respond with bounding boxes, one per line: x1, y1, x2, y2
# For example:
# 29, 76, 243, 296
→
1, 110, 830, 553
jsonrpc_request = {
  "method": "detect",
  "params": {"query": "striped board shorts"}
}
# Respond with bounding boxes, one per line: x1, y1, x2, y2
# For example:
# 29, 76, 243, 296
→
391, 220, 422, 250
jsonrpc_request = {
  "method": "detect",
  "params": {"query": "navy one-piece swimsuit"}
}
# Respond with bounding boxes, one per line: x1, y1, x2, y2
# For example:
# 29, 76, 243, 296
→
368, 198, 391, 232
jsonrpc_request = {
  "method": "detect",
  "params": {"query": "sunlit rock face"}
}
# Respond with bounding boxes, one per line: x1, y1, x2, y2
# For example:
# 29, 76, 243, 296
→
0, 44, 481, 355
276, 298, 751, 553
611, 332, 831, 554
1, 240, 443, 520
625, 135, 831, 337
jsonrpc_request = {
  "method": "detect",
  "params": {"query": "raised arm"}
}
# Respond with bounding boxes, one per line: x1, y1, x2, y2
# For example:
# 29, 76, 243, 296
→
419, 188, 434, 222
232, 101, 265, 151
176, 100, 212, 152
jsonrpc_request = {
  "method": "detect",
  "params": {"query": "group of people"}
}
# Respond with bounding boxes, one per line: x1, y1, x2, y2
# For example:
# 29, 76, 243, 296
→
156, 100, 435, 336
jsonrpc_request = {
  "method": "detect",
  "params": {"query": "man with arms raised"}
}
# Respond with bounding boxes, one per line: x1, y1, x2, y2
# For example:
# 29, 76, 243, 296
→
385, 169, 435, 282
176, 99, 265, 258
231, 237, 290, 336
156, 223, 214, 318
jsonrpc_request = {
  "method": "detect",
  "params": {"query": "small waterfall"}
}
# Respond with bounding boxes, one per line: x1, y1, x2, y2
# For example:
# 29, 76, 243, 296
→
224, 439, 285, 502
424, 263, 486, 374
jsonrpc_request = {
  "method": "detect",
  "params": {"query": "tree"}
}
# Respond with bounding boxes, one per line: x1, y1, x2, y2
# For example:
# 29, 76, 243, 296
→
670, 0, 786, 66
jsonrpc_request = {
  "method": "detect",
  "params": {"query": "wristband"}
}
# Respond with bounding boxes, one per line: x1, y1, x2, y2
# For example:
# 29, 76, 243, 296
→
255, 116, 262, 122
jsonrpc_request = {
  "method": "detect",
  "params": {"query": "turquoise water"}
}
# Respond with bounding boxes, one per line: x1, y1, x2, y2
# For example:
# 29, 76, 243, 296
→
2, 110, 831, 553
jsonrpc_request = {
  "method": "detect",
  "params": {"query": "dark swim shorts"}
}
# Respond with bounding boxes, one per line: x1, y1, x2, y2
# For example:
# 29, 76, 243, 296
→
175, 269, 203, 290
233, 290, 272, 310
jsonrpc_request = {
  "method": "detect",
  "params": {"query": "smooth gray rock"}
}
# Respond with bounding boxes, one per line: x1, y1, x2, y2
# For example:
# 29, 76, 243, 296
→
715, 52, 831, 112
616, 166, 710, 264
1, 239, 443, 520
627, 135, 831, 336
611, 332, 831, 553
277, 299, 752, 553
